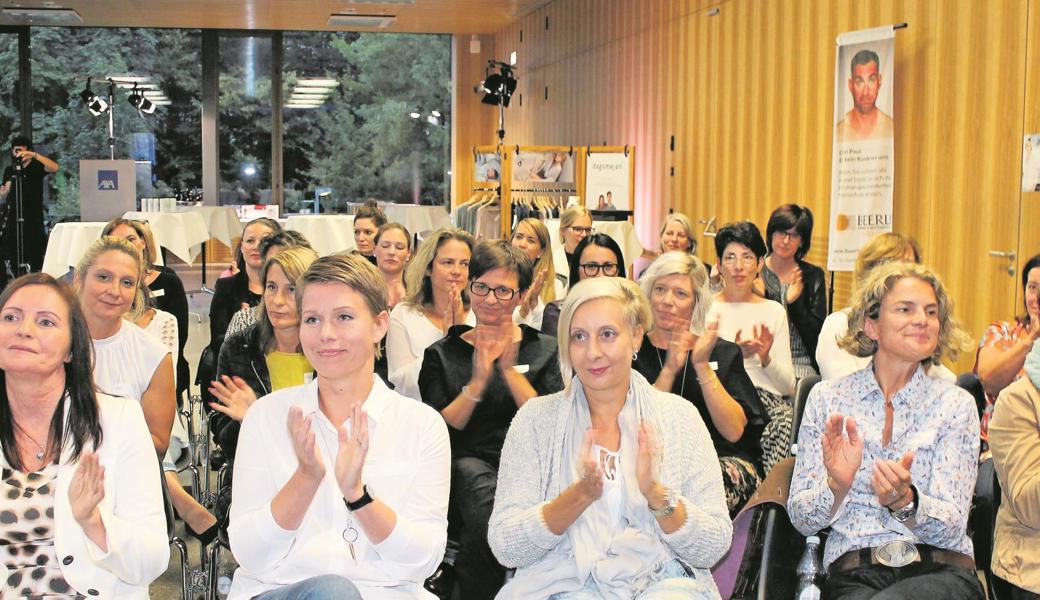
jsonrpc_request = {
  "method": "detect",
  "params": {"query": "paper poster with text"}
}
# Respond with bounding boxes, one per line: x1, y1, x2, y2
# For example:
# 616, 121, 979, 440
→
828, 26, 896, 272
584, 152, 630, 211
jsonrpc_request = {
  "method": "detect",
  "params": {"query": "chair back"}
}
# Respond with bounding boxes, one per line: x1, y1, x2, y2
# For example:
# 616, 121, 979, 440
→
791, 375, 821, 453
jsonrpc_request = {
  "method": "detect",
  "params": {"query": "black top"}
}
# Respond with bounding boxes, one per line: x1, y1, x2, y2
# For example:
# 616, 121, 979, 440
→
363, 253, 378, 266
214, 324, 272, 464
1, 159, 48, 273
540, 300, 563, 337
761, 260, 827, 372
209, 271, 262, 355
632, 335, 768, 467
149, 266, 190, 394
418, 324, 564, 466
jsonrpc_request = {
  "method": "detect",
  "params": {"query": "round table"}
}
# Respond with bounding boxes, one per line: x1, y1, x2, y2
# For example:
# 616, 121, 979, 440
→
547, 218, 645, 276
285, 215, 357, 257
123, 210, 210, 264
43, 222, 117, 277
188, 206, 244, 249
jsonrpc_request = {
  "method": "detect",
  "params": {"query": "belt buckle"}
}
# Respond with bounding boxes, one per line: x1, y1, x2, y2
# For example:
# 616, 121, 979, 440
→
873, 541, 919, 568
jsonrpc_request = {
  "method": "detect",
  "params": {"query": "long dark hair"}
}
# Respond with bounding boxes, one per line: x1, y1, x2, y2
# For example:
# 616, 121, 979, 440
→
0, 273, 103, 471
1020, 253, 1040, 326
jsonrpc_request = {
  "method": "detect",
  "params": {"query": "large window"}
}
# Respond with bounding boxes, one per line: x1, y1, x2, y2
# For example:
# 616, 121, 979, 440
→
282, 32, 451, 210
0, 32, 19, 151
30, 27, 202, 221
219, 34, 272, 205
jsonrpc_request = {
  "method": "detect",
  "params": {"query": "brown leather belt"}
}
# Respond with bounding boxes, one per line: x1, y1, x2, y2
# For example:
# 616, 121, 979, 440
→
829, 543, 975, 576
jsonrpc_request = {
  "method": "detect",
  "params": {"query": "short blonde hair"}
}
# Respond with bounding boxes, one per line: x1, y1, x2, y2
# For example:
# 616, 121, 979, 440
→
839, 262, 973, 364
659, 213, 697, 254
102, 218, 158, 268
853, 232, 921, 292
639, 251, 712, 333
403, 228, 475, 308
296, 253, 389, 359
557, 277, 651, 383
513, 218, 556, 304
75, 236, 147, 321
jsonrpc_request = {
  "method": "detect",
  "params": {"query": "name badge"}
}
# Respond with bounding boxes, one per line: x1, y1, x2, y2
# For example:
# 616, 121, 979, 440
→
513, 364, 530, 374
152, 288, 165, 298
708, 361, 718, 370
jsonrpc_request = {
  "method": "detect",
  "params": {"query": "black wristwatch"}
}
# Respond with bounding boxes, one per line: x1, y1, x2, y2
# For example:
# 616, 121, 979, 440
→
344, 485, 374, 511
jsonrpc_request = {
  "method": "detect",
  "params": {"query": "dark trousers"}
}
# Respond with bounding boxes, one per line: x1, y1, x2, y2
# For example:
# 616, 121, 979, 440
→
1006, 580, 1040, 600
823, 563, 984, 600
451, 457, 505, 600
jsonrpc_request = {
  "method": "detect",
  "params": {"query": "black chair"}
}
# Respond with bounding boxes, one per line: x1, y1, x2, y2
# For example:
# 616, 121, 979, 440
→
161, 470, 191, 600
956, 372, 988, 421
791, 375, 821, 454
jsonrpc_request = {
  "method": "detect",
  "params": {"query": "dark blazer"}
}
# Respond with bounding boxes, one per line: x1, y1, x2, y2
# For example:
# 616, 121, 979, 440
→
209, 271, 261, 355
540, 300, 563, 337
418, 324, 564, 467
632, 335, 768, 469
213, 324, 272, 463
761, 260, 827, 372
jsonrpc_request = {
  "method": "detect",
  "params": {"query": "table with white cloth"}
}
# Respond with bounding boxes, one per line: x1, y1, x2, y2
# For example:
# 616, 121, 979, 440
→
187, 205, 244, 249
382, 204, 451, 236
42, 222, 135, 277
284, 214, 356, 257
546, 218, 646, 276
122, 210, 211, 265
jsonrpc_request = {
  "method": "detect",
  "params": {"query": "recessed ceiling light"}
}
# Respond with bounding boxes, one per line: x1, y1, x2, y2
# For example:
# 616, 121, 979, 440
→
328, 14, 396, 28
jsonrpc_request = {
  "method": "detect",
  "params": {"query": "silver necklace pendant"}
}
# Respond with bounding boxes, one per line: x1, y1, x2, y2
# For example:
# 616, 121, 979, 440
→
342, 526, 358, 543
35, 451, 44, 460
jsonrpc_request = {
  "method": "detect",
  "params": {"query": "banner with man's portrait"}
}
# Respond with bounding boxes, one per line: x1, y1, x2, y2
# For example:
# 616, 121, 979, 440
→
828, 26, 896, 271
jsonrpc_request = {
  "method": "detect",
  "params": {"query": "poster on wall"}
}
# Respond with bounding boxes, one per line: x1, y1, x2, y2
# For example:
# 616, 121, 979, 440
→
474, 153, 502, 183
584, 152, 631, 211
512, 151, 575, 184
1022, 135, 1040, 192
827, 25, 896, 272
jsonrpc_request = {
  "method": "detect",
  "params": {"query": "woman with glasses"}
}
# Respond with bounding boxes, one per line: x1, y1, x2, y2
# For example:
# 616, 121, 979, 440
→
759, 204, 827, 380
558, 205, 594, 271
541, 233, 627, 337
709, 221, 795, 474
418, 240, 564, 600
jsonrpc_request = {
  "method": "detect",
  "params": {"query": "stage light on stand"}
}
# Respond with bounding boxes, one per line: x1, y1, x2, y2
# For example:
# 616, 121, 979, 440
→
127, 84, 156, 115
80, 77, 109, 116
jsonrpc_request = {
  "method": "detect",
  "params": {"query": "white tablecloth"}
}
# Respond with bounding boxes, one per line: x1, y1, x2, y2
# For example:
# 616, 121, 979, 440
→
285, 215, 356, 257
43, 222, 111, 277
189, 206, 243, 249
382, 205, 451, 236
123, 211, 210, 264
547, 219, 645, 276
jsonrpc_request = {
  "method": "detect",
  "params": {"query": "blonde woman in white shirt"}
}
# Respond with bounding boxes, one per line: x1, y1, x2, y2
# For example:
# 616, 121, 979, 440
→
707, 221, 794, 473
386, 228, 476, 400
229, 253, 450, 600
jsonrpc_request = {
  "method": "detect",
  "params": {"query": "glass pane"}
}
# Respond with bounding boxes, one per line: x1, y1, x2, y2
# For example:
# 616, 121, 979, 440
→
219, 35, 272, 205
29, 27, 202, 221
282, 31, 451, 213
0, 33, 18, 149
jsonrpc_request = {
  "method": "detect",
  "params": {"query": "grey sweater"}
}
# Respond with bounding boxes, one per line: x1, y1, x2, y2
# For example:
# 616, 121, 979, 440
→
488, 385, 732, 596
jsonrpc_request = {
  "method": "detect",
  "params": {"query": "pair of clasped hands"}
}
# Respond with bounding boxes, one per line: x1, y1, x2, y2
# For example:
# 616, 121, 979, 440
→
286, 403, 370, 501
822, 414, 917, 512
573, 423, 667, 508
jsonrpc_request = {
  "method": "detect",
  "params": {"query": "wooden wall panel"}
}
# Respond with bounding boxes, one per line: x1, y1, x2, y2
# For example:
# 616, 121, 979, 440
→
451, 33, 497, 207
1019, 0, 1040, 314
454, 0, 1031, 373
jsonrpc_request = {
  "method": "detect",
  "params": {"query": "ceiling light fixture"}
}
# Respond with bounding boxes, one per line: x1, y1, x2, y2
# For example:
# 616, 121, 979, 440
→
79, 77, 109, 116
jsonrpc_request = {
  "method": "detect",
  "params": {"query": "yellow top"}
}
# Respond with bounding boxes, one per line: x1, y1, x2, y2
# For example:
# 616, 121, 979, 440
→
265, 351, 313, 392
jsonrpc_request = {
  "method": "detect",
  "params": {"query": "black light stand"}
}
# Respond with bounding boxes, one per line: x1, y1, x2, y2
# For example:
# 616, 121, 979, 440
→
3, 156, 28, 281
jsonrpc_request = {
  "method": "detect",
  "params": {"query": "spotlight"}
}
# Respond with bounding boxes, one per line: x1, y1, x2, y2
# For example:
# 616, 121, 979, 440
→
480, 61, 517, 107
409, 111, 421, 119
80, 77, 109, 116
127, 84, 156, 115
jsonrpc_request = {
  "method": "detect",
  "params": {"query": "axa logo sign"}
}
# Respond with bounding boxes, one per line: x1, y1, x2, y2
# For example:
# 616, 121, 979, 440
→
98, 170, 119, 191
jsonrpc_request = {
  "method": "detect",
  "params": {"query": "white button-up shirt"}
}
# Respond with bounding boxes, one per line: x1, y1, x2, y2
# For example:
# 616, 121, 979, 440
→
228, 376, 450, 600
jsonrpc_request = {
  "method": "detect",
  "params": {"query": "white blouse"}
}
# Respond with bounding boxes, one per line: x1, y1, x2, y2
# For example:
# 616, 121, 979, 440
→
708, 299, 796, 396
386, 302, 475, 400
141, 309, 178, 386
228, 377, 450, 600
92, 320, 170, 402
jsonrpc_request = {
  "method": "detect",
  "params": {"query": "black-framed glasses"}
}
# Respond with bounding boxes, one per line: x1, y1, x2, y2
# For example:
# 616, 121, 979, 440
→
469, 280, 518, 301
569, 226, 594, 235
580, 262, 619, 277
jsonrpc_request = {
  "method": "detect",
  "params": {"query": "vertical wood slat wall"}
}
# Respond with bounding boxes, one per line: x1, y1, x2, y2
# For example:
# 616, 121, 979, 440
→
453, 0, 1033, 373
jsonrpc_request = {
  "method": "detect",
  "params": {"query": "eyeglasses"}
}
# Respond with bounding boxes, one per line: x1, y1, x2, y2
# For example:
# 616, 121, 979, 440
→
777, 230, 802, 242
469, 280, 519, 301
580, 262, 619, 276
569, 226, 594, 235
721, 253, 758, 266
